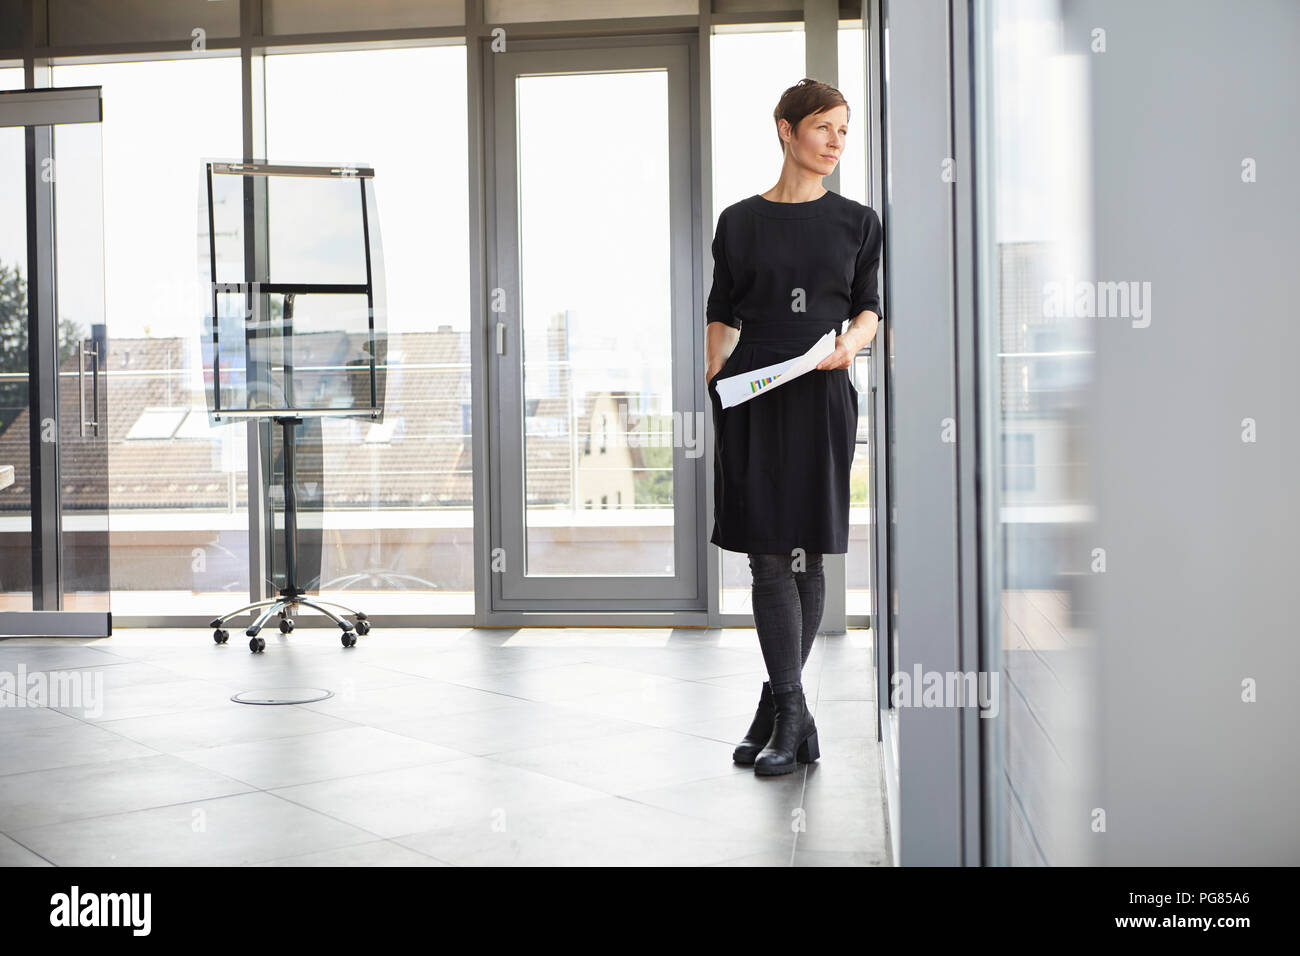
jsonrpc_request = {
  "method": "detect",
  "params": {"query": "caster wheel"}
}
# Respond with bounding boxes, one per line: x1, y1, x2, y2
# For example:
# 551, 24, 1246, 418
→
279, 618, 295, 634
249, 636, 266, 653
213, 628, 229, 644
354, 620, 371, 636
341, 631, 357, 648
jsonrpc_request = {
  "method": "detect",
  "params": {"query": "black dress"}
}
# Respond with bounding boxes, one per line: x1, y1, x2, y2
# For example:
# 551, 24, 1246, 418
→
706, 190, 883, 556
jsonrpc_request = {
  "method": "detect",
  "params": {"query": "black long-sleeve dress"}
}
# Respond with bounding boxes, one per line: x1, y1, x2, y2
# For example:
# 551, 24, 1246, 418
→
706, 189, 883, 555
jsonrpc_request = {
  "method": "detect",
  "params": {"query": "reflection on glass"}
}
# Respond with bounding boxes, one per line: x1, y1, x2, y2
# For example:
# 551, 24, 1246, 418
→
837, 20, 873, 616
975, 0, 1096, 865
516, 70, 674, 576
53, 120, 110, 611
264, 45, 472, 613
0, 69, 31, 611
53, 57, 248, 618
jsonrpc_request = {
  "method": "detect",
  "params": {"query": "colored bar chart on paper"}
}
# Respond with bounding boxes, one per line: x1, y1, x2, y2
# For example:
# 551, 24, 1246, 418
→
714, 330, 837, 409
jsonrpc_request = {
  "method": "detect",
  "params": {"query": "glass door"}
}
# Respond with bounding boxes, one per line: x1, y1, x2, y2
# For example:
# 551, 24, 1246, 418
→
487, 40, 702, 608
0, 85, 31, 616
0, 86, 110, 638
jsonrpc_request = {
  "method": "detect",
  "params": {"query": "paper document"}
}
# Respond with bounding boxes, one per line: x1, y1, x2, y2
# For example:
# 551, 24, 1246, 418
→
713, 330, 837, 409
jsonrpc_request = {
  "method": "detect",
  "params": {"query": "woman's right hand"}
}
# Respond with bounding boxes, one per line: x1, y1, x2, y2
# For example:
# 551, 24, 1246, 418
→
705, 360, 724, 386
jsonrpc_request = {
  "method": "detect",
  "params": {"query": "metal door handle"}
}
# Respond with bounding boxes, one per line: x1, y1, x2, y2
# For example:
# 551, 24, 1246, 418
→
78, 339, 87, 436
79, 339, 100, 438
89, 339, 100, 437
496, 321, 506, 355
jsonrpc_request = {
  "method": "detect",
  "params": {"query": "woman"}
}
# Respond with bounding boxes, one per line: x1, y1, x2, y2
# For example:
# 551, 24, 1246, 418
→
705, 78, 883, 777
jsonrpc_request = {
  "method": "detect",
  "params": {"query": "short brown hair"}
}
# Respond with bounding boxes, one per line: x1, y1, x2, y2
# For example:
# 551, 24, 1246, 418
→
773, 78, 850, 153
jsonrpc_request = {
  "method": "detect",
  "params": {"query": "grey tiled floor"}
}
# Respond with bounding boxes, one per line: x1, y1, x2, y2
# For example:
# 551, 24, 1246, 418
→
0, 627, 889, 866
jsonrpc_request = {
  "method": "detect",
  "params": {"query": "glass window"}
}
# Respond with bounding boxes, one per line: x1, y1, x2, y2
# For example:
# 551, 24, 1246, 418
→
125, 408, 189, 441
0, 66, 29, 612
974, 0, 1096, 865
53, 56, 248, 618
711, 24, 805, 213
837, 21, 869, 207
837, 18, 873, 616
510, 67, 678, 577
265, 44, 472, 614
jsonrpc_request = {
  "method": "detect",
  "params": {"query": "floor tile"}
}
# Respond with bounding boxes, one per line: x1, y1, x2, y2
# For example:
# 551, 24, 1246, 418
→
0, 722, 159, 776
551, 680, 760, 731
0, 832, 53, 866
707, 848, 795, 866
174, 726, 466, 789
381, 699, 647, 756
440, 661, 681, 704
396, 795, 791, 866
251, 839, 449, 867
9, 791, 378, 866
270, 756, 610, 839
621, 767, 809, 844
792, 783, 890, 854
486, 727, 749, 796
792, 848, 888, 866
0, 753, 253, 831
49, 678, 237, 723
295, 678, 527, 727
97, 701, 355, 753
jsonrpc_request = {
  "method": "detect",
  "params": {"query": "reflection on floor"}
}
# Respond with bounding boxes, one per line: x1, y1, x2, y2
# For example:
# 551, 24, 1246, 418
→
0, 626, 888, 866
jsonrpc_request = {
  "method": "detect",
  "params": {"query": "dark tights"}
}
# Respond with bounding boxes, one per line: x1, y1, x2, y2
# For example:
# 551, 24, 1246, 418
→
747, 551, 825, 696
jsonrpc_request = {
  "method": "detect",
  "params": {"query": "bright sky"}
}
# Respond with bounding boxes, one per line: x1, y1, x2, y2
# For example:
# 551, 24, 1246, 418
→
0, 69, 28, 277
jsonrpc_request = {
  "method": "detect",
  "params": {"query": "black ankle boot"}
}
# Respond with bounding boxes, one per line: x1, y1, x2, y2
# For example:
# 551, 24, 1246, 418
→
754, 686, 819, 776
732, 681, 775, 765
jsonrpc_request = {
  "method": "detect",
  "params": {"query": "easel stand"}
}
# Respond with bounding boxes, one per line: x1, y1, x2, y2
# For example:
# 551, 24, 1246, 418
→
210, 416, 371, 652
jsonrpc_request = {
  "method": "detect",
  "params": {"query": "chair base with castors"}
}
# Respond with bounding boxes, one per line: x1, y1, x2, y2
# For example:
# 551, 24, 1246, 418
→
206, 416, 374, 653
210, 589, 371, 653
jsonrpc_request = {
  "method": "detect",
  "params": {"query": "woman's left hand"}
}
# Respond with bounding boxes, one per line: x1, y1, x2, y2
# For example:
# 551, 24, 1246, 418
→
814, 334, 858, 371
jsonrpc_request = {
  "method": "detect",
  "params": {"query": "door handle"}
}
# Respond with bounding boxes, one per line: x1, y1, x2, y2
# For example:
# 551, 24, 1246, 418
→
90, 339, 100, 438
78, 339, 86, 436
79, 338, 100, 438
496, 321, 506, 355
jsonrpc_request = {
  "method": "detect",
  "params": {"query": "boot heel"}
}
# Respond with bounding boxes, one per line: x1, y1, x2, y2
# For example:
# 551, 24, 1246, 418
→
796, 730, 820, 763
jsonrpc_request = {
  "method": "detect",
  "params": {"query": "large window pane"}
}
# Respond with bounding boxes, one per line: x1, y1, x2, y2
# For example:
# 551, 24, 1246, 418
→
265, 45, 471, 614
0, 67, 30, 612
510, 69, 675, 577
974, 0, 1095, 865
837, 18, 873, 617
54, 57, 248, 618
